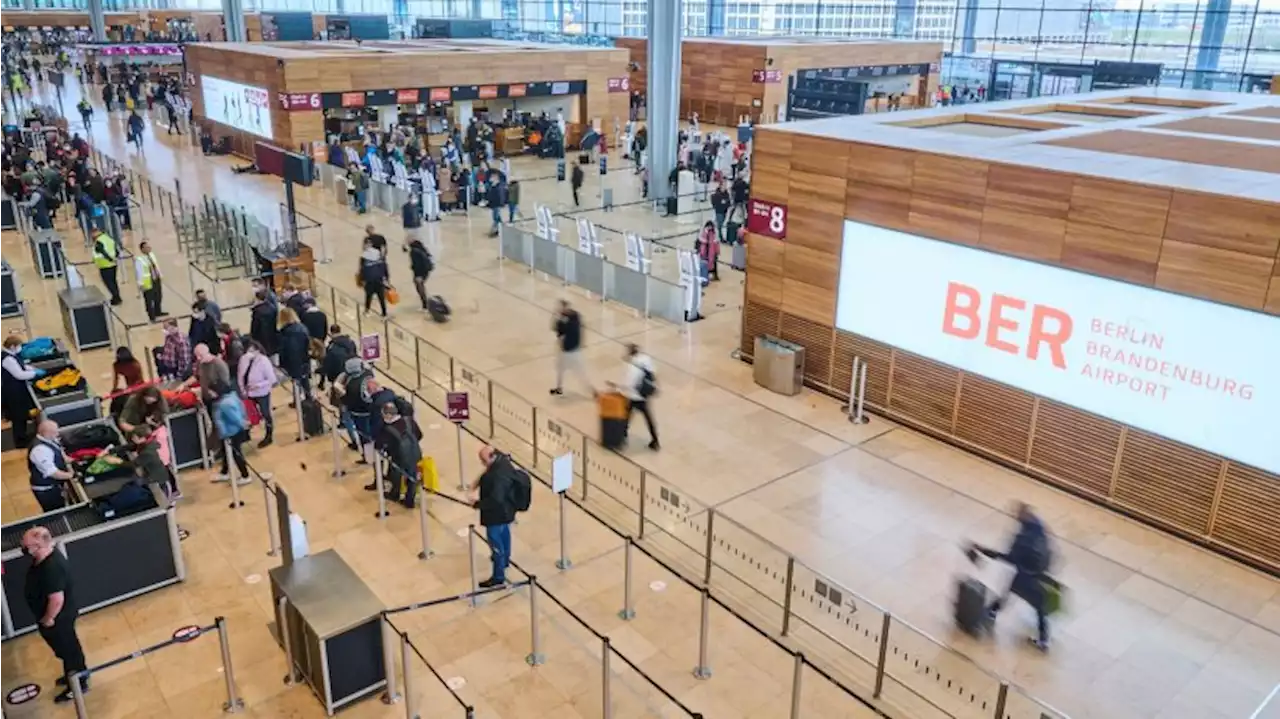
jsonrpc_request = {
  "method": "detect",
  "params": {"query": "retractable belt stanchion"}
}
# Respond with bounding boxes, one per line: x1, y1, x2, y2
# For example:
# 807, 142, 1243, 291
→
526, 576, 545, 666
454, 422, 467, 492
602, 636, 614, 719
224, 439, 244, 509
417, 491, 433, 560
374, 454, 390, 519
217, 616, 245, 713
263, 479, 280, 557
555, 491, 571, 570
380, 617, 401, 705
467, 525, 480, 608
400, 631, 417, 719
330, 411, 346, 478
619, 538, 636, 620
279, 597, 297, 685
293, 383, 304, 443
693, 587, 713, 679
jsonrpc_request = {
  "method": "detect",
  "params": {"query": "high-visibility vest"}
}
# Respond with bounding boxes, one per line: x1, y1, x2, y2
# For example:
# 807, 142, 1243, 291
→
137, 252, 159, 290
92, 233, 117, 269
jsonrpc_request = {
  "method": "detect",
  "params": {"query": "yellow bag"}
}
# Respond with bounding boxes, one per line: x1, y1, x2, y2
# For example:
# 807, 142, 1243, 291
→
419, 456, 439, 493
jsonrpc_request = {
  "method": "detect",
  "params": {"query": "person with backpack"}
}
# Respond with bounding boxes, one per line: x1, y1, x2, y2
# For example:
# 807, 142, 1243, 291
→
617, 343, 659, 451
209, 379, 252, 486
406, 237, 434, 311
374, 400, 423, 509
971, 502, 1056, 651
342, 358, 377, 463
469, 446, 531, 587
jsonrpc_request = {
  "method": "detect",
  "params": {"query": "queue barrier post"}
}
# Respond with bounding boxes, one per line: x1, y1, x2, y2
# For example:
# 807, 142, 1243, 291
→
401, 631, 418, 719
262, 478, 280, 557
224, 439, 244, 509
374, 454, 389, 519
454, 422, 467, 492
693, 587, 712, 680
292, 382, 304, 443
217, 616, 245, 713
781, 556, 795, 637
467, 525, 480, 608
526, 576, 545, 666
602, 636, 614, 719
380, 617, 401, 705
581, 435, 591, 502
278, 596, 297, 685
417, 491, 433, 560
555, 491, 572, 570
789, 652, 804, 719
618, 538, 636, 620
873, 611, 891, 698
71, 672, 89, 718
330, 409, 347, 478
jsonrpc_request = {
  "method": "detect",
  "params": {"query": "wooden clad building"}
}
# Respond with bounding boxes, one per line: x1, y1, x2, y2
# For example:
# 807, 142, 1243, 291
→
615, 36, 942, 126
739, 89, 1280, 572
185, 39, 631, 155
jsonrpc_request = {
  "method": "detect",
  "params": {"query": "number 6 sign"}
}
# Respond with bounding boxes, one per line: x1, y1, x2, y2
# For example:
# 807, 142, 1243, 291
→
746, 199, 788, 240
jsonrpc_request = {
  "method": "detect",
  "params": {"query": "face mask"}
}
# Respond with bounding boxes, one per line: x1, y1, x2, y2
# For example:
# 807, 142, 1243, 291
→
19, 545, 30, 557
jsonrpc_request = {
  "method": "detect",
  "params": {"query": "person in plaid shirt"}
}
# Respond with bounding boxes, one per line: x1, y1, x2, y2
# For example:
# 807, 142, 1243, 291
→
156, 319, 192, 380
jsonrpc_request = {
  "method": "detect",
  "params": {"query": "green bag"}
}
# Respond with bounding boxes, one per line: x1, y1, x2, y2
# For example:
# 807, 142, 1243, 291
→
1042, 579, 1064, 616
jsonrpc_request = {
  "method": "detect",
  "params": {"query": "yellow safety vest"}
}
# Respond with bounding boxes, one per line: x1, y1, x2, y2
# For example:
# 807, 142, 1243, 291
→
92, 233, 118, 269
137, 252, 160, 290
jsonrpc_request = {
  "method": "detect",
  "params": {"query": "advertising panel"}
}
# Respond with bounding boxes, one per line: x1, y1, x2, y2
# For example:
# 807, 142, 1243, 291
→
201, 75, 273, 139
745, 199, 788, 239
835, 220, 1280, 474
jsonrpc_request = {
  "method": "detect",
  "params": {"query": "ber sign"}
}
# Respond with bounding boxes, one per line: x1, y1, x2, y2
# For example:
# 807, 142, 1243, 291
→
835, 220, 1280, 474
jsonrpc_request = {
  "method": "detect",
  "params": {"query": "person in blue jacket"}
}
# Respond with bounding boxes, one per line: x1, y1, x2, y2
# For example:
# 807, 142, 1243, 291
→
209, 379, 251, 485
973, 502, 1057, 651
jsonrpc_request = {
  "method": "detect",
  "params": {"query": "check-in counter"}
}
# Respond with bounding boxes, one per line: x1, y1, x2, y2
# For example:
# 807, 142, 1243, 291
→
27, 228, 65, 280
166, 406, 209, 470
1, 259, 21, 318
270, 549, 387, 715
58, 285, 112, 351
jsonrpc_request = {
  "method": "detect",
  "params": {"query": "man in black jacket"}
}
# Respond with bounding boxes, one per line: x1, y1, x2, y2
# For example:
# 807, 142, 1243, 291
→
570, 160, 584, 207
249, 290, 279, 356
550, 300, 591, 397
470, 446, 518, 587
406, 238, 434, 310
375, 401, 423, 509
710, 183, 731, 242
277, 307, 313, 401
972, 503, 1056, 651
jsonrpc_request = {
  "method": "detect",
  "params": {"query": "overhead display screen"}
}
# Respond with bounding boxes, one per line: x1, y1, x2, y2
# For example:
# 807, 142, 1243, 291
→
201, 75, 273, 139
835, 220, 1280, 474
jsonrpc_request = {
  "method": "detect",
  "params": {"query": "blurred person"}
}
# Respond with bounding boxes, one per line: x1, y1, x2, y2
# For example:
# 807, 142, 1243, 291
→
405, 236, 434, 310
549, 300, 591, 398
616, 343, 659, 451
970, 503, 1057, 651
21, 526, 88, 703
156, 319, 192, 379
27, 419, 74, 513
208, 380, 251, 485
110, 346, 144, 392
360, 241, 390, 317
194, 289, 221, 325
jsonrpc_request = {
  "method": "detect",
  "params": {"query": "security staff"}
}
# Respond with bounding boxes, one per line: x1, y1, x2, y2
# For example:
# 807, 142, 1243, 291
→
134, 240, 163, 321
2, 335, 44, 448
28, 419, 74, 513
92, 228, 122, 305
21, 526, 89, 703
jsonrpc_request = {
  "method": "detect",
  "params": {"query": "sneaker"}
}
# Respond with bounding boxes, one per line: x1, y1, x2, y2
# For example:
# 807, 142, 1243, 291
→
212, 474, 231, 483
478, 577, 507, 589
236, 476, 252, 487
363, 482, 378, 491
356, 458, 369, 465
549, 387, 563, 396
648, 440, 660, 451
1028, 637, 1050, 652
347, 442, 360, 452
170, 488, 184, 501
257, 437, 273, 449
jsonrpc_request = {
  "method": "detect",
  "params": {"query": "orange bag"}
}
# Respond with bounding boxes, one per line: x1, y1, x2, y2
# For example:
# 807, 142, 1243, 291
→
386, 287, 400, 305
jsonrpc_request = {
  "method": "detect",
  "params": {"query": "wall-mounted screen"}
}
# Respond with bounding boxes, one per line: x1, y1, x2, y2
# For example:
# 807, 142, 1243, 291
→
836, 220, 1280, 474
201, 75, 273, 139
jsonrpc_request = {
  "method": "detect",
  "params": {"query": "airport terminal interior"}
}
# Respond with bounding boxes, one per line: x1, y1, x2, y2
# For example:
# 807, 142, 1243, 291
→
0, 10, 1278, 719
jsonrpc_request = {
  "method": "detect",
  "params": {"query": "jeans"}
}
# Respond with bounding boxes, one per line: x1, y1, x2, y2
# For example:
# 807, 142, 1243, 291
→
714, 210, 726, 242
486, 523, 512, 582
355, 190, 368, 213
339, 409, 361, 447
253, 394, 273, 435
507, 203, 517, 222
490, 206, 501, 234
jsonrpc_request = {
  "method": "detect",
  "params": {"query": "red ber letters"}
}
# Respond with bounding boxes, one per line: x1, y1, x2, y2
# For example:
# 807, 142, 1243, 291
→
941, 282, 1073, 370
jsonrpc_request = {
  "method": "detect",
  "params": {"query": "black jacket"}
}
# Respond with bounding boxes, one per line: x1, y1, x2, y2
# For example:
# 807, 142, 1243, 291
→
571, 165, 584, 189
401, 201, 421, 229
408, 242, 433, 278
555, 311, 581, 352
361, 257, 389, 287
476, 453, 519, 527
711, 189, 731, 214
187, 316, 221, 355
277, 322, 311, 379
301, 308, 328, 341
323, 335, 358, 382
249, 301, 279, 355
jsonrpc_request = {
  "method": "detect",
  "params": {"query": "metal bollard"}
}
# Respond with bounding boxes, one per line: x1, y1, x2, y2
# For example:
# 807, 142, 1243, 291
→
467, 526, 480, 607
263, 480, 280, 557
454, 423, 467, 492
293, 383, 305, 442
873, 612, 891, 698
330, 414, 346, 478
602, 636, 614, 719
789, 652, 804, 719
374, 455, 390, 519
278, 597, 297, 685
417, 492, 432, 560
531, 407, 539, 466
581, 435, 590, 502
992, 682, 1009, 719
224, 440, 244, 509
555, 491, 571, 570
703, 508, 716, 585
380, 617, 401, 705
638, 470, 648, 539
217, 616, 245, 712
526, 576, 545, 665
693, 588, 712, 679
781, 557, 795, 637
71, 670, 89, 718
619, 538, 636, 620
401, 632, 418, 719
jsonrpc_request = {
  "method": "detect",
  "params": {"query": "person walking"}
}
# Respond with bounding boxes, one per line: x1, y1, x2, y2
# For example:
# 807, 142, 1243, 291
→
697, 221, 720, 282
470, 446, 518, 587
27, 419, 74, 513
360, 242, 390, 317
126, 110, 144, 152
710, 182, 731, 242
406, 236, 433, 310
21, 526, 89, 703
486, 174, 505, 237
164, 100, 180, 135
570, 159, 584, 207
91, 228, 122, 305
76, 98, 92, 130
134, 240, 164, 321
971, 503, 1058, 651
618, 343, 659, 451
549, 300, 592, 398
2, 335, 44, 448
238, 340, 276, 448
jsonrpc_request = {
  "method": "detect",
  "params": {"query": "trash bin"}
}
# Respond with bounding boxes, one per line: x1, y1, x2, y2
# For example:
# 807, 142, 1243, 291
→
753, 335, 806, 396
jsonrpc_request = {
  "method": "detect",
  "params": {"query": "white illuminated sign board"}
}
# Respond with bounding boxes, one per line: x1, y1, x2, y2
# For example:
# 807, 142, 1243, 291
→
201, 75, 273, 139
835, 220, 1280, 474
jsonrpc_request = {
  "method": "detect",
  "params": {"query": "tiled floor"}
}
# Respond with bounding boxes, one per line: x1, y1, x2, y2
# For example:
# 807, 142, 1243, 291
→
1, 81, 1278, 719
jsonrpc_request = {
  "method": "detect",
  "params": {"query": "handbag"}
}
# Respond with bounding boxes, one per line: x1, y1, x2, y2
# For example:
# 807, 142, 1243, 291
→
355, 272, 364, 287
386, 286, 400, 305
419, 456, 439, 493
243, 396, 262, 427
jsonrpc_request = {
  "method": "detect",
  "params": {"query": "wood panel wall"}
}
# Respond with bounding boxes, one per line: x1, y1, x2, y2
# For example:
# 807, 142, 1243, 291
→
741, 126, 1280, 572
185, 44, 291, 155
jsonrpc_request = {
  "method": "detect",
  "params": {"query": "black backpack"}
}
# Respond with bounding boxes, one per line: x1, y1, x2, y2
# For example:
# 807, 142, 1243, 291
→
382, 421, 422, 472
505, 458, 532, 512
637, 368, 658, 399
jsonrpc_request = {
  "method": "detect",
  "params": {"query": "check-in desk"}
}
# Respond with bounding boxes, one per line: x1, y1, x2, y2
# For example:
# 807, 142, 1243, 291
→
58, 285, 112, 351
27, 228, 65, 280
1, 259, 21, 318
270, 549, 387, 715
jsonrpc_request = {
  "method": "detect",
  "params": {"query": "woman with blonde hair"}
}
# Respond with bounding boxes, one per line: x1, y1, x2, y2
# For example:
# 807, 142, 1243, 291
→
277, 306, 313, 401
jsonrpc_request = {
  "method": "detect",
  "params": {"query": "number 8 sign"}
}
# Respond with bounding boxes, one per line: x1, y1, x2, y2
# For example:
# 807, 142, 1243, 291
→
745, 199, 788, 240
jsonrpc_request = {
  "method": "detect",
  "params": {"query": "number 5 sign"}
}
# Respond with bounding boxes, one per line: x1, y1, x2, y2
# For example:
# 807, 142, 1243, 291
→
745, 199, 788, 240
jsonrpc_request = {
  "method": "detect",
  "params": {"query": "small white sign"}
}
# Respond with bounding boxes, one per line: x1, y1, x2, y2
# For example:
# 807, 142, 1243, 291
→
456, 528, 469, 538
649, 581, 667, 592
244, 574, 262, 585
445, 676, 467, 690
552, 452, 574, 494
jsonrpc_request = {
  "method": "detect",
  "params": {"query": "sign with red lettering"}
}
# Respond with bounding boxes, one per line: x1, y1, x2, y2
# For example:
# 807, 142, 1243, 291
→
446, 392, 470, 422
607, 77, 630, 93
478, 85, 498, 99
834, 220, 1280, 474
752, 69, 783, 83
341, 92, 365, 108
278, 92, 321, 111
396, 89, 420, 104
429, 87, 452, 103
745, 199, 787, 239
508, 84, 527, 97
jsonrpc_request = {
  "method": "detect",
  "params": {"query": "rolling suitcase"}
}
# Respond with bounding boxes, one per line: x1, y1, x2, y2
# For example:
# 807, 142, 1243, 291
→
954, 577, 991, 637
599, 392, 629, 451
301, 397, 325, 438
731, 238, 747, 271
665, 196, 678, 217
427, 295, 451, 323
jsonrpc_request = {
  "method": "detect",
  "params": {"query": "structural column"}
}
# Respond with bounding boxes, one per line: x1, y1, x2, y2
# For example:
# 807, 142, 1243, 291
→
1192, 0, 1230, 89
646, 0, 682, 202
223, 0, 247, 42
87, 0, 108, 43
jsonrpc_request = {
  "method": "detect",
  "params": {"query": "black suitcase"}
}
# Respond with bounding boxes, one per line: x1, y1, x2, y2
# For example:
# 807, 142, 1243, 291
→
301, 398, 325, 438
665, 196, 678, 217
601, 417, 628, 451
954, 577, 991, 637
427, 295, 451, 323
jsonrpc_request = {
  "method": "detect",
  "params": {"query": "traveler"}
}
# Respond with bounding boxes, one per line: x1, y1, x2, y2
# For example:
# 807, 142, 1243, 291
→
320, 325, 356, 395
186, 343, 230, 422
249, 288, 279, 357
301, 297, 328, 350
696, 221, 720, 282
156, 319, 192, 379
347, 164, 369, 214
470, 446, 519, 587
486, 175, 505, 237
506, 180, 520, 222
188, 301, 220, 355
238, 340, 276, 448
21, 526, 88, 703
27, 420, 74, 512
277, 307, 313, 400
91, 228, 122, 305
134, 240, 165, 321
710, 183, 731, 241
110, 346, 144, 392
375, 400, 423, 509
19, 184, 53, 229
406, 237, 434, 310
117, 385, 167, 435
119, 424, 170, 488
342, 357, 377, 462
549, 300, 591, 398
360, 242, 390, 317
194, 289, 221, 325
618, 343, 659, 450
2, 335, 44, 448
208, 380, 252, 485
126, 110, 144, 151
971, 502, 1057, 651
570, 160, 584, 207
77, 99, 92, 129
